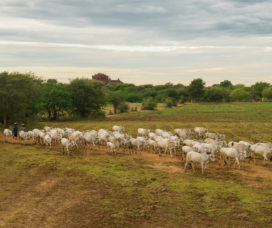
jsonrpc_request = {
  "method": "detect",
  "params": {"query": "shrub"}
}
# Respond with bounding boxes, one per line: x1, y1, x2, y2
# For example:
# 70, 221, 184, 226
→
230, 88, 250, 101
142, 98, 157, 110
262, 87, 272, 101
165, 98, 177, 108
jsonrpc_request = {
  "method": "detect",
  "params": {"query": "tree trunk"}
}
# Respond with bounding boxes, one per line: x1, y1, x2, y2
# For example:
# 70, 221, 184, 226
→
47, 109, 51, 120
52, 110, 58, 120
114, 104, 117, 114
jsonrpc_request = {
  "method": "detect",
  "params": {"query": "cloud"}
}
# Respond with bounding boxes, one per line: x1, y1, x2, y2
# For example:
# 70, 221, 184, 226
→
0, 0, 271, 84
1, 0, 272, 44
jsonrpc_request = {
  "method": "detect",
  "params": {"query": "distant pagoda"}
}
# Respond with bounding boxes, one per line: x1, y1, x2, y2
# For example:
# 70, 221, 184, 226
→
92, 73, 123, 84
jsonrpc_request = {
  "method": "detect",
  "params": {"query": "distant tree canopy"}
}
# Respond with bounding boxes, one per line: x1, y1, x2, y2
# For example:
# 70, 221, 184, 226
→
220, 80, 233, 88
0, 71, 271, 126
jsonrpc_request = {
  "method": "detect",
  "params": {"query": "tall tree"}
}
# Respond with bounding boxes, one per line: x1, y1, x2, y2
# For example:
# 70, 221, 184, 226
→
187, 78, 205, 102
108, 91, 126, 114
69, 78, 106, 118
41, 79, 72, 120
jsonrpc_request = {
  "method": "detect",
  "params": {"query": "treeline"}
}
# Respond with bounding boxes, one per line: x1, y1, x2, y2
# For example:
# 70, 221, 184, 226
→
108, 79, 272, 104
1, 72, 272, 126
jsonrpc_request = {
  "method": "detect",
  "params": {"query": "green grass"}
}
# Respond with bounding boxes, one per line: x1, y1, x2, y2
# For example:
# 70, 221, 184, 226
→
41, 102, 272, 142
1, 144, 272, 227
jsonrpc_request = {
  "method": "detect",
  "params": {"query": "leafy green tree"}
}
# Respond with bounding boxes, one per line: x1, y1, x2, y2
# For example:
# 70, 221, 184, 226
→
0, 72, 42, 127
250, 82, 270, 101
108, 92, 126, 114
230, 88, 250, 101
220, 80, 233, 88
262, 87, 272, 101
187, 78, 205, 102
69, 78, 106, 118
41, 79, 72, 120
205, 86, 230, 102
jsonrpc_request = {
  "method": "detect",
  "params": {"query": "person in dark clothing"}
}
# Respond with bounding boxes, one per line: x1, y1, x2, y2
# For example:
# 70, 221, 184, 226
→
13, 122, 18, 138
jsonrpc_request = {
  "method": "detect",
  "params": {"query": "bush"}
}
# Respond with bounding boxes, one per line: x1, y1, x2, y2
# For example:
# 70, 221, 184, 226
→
262, 87, 272, 101
141, 98, 157, 110
165, 98, 177, 108
230, 88, 250, 101
205, 86, 230, 102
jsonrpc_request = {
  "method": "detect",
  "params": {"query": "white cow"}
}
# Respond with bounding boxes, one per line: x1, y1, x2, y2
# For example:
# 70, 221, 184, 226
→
44, 134, 52, 149
61, 138, 76, 156
184, 151, 215, 174
220, 148, 240, 168
194, 127, 208, 137
138, 128, 150, 137
3, 129, 12, 141
112, 125, 125, 133
250, 143, 272, 162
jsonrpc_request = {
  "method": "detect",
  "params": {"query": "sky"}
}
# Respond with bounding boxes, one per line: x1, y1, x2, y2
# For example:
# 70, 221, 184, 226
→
0, 0, 272, 85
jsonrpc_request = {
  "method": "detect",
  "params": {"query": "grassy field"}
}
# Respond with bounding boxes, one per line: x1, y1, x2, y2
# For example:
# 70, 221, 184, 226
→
44, 102, 272, 142
1, 143, 272, 227
1, 102, 272, 227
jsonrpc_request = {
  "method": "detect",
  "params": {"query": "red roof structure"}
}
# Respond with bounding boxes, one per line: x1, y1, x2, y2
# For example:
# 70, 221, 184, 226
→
92, 73, 123, 84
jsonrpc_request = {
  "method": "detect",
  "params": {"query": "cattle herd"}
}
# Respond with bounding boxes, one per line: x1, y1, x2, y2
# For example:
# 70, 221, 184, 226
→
3, 126, 272, 174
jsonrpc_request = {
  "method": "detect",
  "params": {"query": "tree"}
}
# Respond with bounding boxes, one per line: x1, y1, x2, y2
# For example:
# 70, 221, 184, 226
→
250, 82, 270, 101
41, 79, 72, 120
187, 78, 205, 102
205, 86, 230, 102
262, 87, 272, 101
0, 72, 42, 127
220, 80, 233, 88
230, 88, 250, 101
69, 78, 106, 118
108, 91, 126, 114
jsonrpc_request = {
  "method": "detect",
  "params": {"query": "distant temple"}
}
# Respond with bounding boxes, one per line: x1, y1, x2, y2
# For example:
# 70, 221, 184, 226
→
92, 73, 123, 84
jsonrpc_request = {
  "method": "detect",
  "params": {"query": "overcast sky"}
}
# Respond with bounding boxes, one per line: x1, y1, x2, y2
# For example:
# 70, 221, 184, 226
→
0, 0, 271, 85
